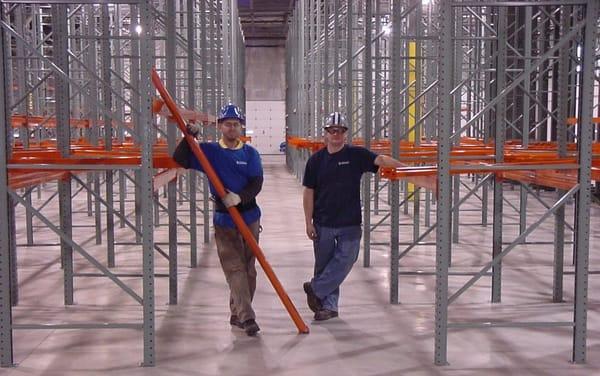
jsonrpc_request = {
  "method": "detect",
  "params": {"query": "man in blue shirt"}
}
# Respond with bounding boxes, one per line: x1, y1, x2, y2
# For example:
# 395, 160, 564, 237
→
302, 112, 405, 321
173, 103, 263, 336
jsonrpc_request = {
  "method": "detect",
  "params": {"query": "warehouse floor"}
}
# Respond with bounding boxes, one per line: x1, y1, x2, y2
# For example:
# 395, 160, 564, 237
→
4, 155, 600, 375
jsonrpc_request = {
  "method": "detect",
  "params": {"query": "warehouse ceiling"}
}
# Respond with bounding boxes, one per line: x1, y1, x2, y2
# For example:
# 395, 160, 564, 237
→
238, 0, 297, 47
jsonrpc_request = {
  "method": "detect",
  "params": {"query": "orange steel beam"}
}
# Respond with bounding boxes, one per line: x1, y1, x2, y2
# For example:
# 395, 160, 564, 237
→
287, 135, 600, 150
501, 170, 579, 191
567, 117, 600, 125
287, 136, 600, 155
8, 162, 181, 191
379, 160, 598, 191
153, 98, 217, 124
153, 168, 184, 192
11, 114, 90, 128
151, 68, 309, 334
288, 135, 599, 189
11, 114, 135, 129
8, 134, 595, 191
8, 171, 70, 190
9, 146, 180, 169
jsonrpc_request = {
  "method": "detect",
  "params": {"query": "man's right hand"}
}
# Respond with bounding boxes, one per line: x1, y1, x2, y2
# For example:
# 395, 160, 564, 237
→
306, 223, 317, 240
186, 123, 201, 138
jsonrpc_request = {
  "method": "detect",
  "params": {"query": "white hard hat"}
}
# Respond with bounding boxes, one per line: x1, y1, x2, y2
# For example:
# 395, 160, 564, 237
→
324, 112, 348, 129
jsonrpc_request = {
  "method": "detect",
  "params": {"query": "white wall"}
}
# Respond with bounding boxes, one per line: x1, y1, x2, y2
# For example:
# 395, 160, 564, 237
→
245, 47, 285, 100
246, 100, 286, 155
244, 47, 286, 155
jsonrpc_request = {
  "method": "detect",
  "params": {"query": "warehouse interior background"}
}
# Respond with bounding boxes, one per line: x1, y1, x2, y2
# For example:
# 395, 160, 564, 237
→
1, 0, 600, 374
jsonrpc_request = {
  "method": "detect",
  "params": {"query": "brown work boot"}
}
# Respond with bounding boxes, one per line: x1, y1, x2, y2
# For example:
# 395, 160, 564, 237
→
314, 309, 338, 321
303, 281, 322, 313
230, 315, 244, 329
242, 319, 260, 336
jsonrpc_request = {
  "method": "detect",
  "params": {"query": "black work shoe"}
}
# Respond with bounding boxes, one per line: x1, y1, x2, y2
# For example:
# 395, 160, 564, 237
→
314, 309, 338, 321
242, 319, 260, 336
303, 281, 322, 313
230, 315, 244, 329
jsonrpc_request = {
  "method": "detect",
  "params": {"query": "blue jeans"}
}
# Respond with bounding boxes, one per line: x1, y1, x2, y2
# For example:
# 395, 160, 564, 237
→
311, 225, 362, 312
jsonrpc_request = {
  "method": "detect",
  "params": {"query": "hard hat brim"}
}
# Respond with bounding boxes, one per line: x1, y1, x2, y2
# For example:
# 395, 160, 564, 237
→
218, 117, 245, 124
323, 125, 348, 130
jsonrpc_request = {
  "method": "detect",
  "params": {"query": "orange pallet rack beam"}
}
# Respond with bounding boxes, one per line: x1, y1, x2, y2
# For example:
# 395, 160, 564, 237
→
287, 135, 599, 190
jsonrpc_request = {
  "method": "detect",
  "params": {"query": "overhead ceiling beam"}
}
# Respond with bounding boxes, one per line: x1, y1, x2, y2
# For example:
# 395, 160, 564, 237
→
238, 0, 297, 44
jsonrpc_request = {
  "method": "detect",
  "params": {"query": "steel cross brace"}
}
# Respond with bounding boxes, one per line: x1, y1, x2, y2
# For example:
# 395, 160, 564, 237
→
71, 174, 170, 261
9, 188, 144, 305
450, 19, 586, 142
448, 184, 579, 304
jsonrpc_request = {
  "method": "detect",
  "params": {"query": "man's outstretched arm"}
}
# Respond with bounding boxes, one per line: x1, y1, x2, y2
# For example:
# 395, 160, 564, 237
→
374, 154, 406, 168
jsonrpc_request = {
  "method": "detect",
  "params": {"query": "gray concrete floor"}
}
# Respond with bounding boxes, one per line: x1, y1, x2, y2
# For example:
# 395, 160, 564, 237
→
4, 154, 600, 375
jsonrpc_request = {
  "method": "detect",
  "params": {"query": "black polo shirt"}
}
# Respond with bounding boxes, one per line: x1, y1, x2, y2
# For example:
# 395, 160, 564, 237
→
303, 145, 379, 228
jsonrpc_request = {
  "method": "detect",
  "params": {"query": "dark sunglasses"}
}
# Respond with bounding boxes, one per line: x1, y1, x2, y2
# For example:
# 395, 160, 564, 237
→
325, 127, 347, 135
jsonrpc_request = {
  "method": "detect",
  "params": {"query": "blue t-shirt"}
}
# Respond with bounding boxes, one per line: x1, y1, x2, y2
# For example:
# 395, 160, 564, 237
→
189, 142, 262, 228
302, 145, 379, 227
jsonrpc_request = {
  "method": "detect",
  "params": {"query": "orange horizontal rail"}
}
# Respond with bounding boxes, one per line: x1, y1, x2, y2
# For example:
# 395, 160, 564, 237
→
8, 171, 70, 190
380, 161, 599, 191
9, 150, 182, 190
152, 98, 217, 124
567, 117, 600, 125
11, 114, 134, 129
288, 136, 600, 152
288, 135, 600, 189
9, 130, 598, 192
12, 156, 178, 169
9, 147, 179, 169
153, 168, 184, 191
10, 132, 252, 171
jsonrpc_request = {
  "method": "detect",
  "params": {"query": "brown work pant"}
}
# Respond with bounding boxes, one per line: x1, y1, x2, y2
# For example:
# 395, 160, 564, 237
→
214, 220, 260, 323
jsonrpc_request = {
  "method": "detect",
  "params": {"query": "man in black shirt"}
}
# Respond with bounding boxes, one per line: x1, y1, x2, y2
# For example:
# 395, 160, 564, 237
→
302, 111, 405, 321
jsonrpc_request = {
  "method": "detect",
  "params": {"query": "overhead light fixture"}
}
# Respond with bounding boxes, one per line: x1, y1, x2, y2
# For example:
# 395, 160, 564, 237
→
383, 24, 392, 36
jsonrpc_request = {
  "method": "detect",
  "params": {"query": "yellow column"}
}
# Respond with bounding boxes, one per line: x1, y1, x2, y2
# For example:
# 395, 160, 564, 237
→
407, 41, 417, 196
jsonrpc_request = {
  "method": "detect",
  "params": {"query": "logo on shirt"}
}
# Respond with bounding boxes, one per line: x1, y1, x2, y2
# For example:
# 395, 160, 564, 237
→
236, 161, 248, 165
338, 161, 350, 166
